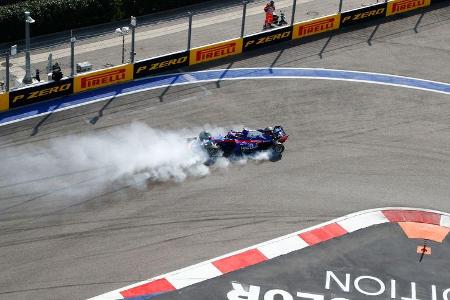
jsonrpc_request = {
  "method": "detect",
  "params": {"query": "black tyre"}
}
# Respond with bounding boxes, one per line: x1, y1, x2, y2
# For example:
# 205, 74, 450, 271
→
208, 147, 219, 157
272, 143, 285, 154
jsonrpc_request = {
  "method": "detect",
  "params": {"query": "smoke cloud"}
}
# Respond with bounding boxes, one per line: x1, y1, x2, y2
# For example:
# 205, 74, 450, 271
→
0, 123, 273, 201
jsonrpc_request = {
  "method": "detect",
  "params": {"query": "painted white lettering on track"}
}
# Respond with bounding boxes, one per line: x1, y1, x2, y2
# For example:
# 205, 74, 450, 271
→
354, 276, 386, 296
227, 282, 261, 300
325, 271, 350, 292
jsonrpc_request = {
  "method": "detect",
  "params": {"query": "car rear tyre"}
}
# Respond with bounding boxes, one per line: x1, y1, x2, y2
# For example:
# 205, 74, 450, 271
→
207, 147, 219, 157
272, 143, 285, 154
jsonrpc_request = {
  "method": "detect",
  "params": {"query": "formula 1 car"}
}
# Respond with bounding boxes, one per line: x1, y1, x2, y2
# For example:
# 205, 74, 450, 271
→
193, 126, 288, 164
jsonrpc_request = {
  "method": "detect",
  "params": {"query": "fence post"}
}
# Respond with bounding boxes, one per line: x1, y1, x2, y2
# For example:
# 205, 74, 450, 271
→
70, 32, 76, 77
23, 11, 34, 84
4, 45, 16, 92
130, 16, 137, 63
187, 12, 193, 50
241, 1, 248, 38
121, 35, 125, 64
5, 51, 10, 92
291, 0, 297, 26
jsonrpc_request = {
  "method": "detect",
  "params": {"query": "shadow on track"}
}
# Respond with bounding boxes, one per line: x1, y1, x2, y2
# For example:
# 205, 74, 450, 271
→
30, 113, 53, 136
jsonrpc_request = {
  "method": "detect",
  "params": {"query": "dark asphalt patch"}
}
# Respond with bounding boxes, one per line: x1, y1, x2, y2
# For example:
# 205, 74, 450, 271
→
152, 222, 450, 300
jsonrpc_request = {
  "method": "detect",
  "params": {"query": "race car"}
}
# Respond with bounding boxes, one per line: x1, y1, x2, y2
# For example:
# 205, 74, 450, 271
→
195, 126, 288, 164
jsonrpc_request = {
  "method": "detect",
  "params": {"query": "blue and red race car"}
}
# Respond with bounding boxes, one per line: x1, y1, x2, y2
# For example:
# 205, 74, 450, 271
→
195, 126, 288, 164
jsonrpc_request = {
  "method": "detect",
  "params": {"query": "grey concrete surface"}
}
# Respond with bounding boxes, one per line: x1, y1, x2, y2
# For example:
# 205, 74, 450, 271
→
0, 0, 365, 90
0, 4, 449, 300
157, 223, 450, 300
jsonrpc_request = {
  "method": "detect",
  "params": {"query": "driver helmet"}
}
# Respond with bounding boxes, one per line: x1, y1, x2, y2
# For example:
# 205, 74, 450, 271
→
263, 126, 273, 135
242, 129, 249, 137
270, 1, 274, 5
199, 131, 212, 140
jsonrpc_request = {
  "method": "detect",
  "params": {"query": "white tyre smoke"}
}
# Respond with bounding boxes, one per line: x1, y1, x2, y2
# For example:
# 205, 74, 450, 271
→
0, 123, 274, 199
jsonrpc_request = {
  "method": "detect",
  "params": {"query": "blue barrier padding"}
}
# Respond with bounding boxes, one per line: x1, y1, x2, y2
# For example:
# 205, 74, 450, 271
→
1, 68, 449, 126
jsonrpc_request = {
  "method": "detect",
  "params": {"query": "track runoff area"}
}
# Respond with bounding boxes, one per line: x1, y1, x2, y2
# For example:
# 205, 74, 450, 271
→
1, 67, 450, 127
92, 208, 450, 300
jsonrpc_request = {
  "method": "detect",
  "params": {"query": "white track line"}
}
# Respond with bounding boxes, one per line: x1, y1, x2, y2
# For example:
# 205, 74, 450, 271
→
2, 68, 449, 127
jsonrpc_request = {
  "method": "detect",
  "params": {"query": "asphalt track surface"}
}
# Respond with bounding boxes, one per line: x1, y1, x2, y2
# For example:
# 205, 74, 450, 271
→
156, 222, 450, 300
0, 4, 449, 300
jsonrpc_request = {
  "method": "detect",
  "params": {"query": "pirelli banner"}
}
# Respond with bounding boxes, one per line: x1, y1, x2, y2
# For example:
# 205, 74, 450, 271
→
243, 26, 292, 51
189, 38, 243, 65
293, 14, 341, 40
134, 51, 189, 79
387, 0, 431, 16
0, 93, 9, 111
74, 64, 133, 93
341, 2, 387, 27
9, 78, 73, 109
